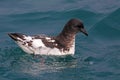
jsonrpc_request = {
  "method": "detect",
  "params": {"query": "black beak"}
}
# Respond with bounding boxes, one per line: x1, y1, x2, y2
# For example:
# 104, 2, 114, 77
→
80, 28, 88, 36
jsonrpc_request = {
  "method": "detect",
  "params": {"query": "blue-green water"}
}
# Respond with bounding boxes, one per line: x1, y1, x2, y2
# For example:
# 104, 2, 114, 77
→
0, 0, 120, 80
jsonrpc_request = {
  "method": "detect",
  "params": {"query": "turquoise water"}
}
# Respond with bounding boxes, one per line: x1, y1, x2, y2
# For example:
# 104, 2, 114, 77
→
0, 0, 120, 80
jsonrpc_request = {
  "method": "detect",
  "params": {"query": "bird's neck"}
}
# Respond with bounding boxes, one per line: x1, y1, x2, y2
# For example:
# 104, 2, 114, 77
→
56, 29, 76, 49
58, 30, 75, 41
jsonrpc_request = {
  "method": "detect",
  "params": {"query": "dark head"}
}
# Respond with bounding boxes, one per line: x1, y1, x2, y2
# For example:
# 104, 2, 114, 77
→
63, 18, 88, 36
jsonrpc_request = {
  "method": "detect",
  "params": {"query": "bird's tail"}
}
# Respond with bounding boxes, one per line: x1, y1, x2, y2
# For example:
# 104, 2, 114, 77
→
8, 33, 26, 41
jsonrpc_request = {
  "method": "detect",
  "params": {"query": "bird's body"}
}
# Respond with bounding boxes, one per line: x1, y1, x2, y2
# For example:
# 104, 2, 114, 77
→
8, 18, 88, 56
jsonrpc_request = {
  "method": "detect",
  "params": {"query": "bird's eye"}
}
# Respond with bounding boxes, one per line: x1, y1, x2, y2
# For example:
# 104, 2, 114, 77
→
75, 25, 80, 27
78, 24, 84, 28
76, 25, 82, 28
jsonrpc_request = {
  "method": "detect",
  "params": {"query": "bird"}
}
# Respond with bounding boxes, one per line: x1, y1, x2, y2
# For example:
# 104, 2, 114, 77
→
8, 18, 88, 56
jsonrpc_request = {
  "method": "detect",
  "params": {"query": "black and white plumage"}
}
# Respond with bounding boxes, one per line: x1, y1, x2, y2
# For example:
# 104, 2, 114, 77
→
8, 18, 88, 56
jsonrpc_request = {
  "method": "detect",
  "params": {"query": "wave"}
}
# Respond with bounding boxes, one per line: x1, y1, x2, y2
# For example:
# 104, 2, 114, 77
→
89, 8, 120, 42
0, 9, 104, 34
0, 46, 78, 76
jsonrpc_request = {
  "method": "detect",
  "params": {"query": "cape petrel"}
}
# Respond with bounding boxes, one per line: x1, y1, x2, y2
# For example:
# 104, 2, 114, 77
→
8, 18, 88, 56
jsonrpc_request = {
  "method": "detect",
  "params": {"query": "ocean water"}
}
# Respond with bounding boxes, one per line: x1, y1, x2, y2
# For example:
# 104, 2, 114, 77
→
0, 0, 120, 80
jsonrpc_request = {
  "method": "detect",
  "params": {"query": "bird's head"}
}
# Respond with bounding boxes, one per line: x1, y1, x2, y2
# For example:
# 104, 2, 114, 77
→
65, 18, 88, 36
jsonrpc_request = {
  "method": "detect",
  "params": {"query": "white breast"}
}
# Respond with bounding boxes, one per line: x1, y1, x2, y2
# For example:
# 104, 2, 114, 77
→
16, 36, 75, 56
32, 39, 45, 48
34, 41, 75, 55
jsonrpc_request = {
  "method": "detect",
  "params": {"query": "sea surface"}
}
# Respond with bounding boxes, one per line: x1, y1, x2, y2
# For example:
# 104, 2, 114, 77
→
0, 0, 120, 80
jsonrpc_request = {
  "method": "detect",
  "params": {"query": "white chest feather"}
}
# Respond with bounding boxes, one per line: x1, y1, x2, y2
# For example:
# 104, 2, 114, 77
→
32, 39, 45, 48
16, 37, 75, 56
